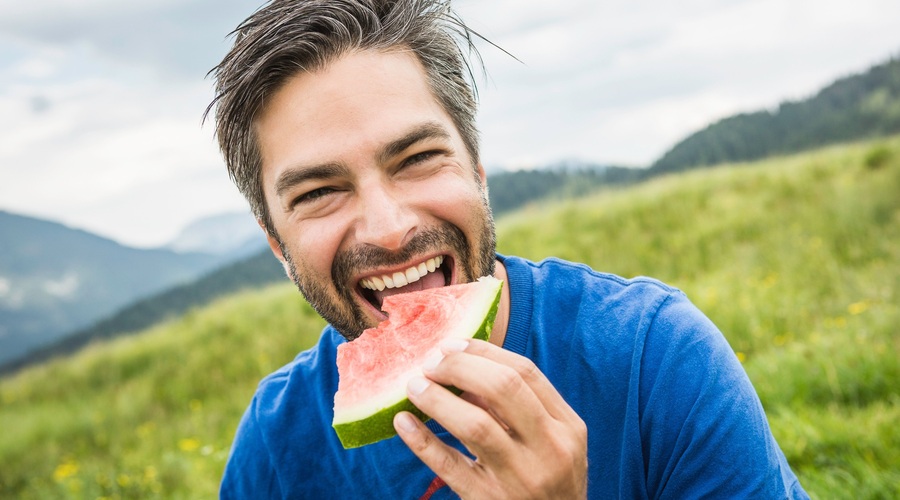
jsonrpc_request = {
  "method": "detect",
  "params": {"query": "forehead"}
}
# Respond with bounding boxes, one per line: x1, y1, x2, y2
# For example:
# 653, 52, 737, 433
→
254, 49, 458, 174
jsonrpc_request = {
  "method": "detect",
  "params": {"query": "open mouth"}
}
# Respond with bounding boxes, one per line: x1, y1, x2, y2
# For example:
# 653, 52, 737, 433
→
357, 255, 453, 312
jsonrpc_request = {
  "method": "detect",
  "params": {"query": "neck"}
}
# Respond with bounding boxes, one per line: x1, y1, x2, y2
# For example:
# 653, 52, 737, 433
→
489, 259, 511, 348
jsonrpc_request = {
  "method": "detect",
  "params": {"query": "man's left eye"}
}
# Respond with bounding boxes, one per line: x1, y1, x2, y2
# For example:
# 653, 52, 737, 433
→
293, 187, 336, 206
404, 150, 439, 166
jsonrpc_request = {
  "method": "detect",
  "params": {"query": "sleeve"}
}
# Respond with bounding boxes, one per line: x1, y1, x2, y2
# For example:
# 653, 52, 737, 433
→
219, 396, 283, 500
638, 292, 808, 499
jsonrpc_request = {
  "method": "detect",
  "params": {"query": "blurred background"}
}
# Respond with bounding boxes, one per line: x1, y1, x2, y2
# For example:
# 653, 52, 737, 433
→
2, 0, 899, 247
1, 0, 899, 497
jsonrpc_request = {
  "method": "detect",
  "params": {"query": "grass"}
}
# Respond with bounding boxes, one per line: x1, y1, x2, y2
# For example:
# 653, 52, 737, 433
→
497, 136, 900, 498
1, 135, 898, 498
0, 285, 324, 498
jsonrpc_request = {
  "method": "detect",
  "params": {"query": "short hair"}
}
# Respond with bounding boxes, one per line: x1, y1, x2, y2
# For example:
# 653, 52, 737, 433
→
205, 0, 482, 236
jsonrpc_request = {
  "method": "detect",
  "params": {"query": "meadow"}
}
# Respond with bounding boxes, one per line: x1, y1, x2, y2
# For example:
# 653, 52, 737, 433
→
1, 136, 898, 498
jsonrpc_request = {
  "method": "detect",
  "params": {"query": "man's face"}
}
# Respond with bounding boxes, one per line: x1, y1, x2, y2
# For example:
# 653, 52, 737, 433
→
256, 49, 496, 340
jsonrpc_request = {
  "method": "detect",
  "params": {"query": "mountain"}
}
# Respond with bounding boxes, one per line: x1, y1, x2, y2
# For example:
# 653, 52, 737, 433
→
648, 55, 900, 175
486, 163, 641, 215
0, 248, 287, 375
0, 210, 231, 368
166, 211, 267, 257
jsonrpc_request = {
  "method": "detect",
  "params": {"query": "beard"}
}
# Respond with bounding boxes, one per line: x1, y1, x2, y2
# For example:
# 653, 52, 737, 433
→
279, 193, 496, 340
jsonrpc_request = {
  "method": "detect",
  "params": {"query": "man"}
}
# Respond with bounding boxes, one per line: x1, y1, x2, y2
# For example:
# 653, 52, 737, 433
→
209, 1, 808, 498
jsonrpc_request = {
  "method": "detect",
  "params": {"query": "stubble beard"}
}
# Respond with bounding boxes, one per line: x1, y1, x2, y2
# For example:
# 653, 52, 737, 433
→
279, 194, 496, 341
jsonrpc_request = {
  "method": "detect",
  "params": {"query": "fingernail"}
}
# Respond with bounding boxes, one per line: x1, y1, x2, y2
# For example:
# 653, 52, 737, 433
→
440, 338, 468, 353
422, 352, 443, 372
395, 412, 418, 433
407, 376, 430, 396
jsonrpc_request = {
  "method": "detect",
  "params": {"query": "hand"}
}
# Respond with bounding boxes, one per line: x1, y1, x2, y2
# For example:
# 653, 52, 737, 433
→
393, 338, 588, 499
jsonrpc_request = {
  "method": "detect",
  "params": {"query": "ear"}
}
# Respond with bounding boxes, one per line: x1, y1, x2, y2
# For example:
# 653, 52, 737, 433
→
476, 162, 488, 186
476, 162, 490, 198
259, 219, 293, 279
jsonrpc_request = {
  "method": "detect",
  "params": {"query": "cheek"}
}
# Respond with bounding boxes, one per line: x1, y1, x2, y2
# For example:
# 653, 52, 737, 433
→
418, 178, 486, 221
288, 223, 345, 278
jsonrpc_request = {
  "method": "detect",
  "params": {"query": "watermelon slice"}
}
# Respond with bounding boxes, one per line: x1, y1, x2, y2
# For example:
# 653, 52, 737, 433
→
332, 276, 503, 449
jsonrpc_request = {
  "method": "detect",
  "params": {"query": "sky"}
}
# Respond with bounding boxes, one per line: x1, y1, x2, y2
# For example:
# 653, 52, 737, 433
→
2, 0, 899, 248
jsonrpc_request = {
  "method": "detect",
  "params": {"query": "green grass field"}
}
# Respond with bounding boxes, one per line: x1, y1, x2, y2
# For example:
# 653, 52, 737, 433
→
1, 136, 898, 498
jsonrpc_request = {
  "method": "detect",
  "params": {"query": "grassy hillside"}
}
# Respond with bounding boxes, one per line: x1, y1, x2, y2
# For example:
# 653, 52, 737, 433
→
649, 55, 900, 175
2, 136, 898, 498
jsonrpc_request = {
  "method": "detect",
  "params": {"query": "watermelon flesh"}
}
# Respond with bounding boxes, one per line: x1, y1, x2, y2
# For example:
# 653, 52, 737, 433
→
333, 276, 503, 448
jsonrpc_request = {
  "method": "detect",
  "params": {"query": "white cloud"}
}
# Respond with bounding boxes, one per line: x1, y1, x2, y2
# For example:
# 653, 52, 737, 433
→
43, 273, 80, 299
460, 0, 900, 168
2, 0, 900, 247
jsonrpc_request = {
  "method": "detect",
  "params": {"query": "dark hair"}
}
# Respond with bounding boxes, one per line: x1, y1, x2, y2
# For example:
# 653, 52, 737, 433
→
205, 0, 482, 235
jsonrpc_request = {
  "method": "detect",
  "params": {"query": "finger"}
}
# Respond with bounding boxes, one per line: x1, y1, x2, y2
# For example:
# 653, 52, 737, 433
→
455, 339, 581, 422
424, 350, 549, 440
404, 376, 515, 465
393, 411, 482, 495
459, 392, 511, 433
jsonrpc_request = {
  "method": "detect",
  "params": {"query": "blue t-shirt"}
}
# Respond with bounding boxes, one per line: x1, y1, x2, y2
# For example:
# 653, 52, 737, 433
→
221, 255, 808, 499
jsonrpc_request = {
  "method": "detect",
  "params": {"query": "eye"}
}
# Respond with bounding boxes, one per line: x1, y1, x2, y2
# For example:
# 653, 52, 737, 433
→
291, 186, 337, 207
403, 150, 442, 167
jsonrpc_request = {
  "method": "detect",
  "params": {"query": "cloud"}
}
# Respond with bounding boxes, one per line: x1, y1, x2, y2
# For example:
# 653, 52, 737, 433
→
0, 0, 250, 79
459, 0, 900, 167
2, 0, 900, 247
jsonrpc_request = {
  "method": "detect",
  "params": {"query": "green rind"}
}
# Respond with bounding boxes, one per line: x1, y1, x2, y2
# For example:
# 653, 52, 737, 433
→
333, 279, 502, 449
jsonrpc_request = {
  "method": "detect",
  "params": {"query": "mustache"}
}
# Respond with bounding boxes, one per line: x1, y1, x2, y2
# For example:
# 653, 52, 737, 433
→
331, 224, 469, 290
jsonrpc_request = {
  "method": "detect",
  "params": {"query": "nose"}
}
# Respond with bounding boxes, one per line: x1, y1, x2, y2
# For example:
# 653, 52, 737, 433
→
354, 181, 418, 250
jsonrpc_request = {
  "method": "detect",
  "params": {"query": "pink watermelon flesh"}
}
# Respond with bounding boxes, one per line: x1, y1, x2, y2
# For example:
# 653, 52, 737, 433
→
332, 276, 503, 448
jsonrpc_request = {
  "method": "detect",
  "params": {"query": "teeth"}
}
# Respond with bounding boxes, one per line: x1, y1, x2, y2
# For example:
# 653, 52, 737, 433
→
359, 256, 444, 291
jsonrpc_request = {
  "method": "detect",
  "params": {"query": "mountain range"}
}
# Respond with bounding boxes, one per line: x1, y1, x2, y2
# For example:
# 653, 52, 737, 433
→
2, 51, 899, 374
0, 211, 248, 368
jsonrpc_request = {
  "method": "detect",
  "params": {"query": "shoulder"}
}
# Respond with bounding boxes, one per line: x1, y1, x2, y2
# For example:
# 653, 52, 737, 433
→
503, 254, 683, 332
504, 254, 679, 299
252, 325, 343, 428
220, 326, 344, 497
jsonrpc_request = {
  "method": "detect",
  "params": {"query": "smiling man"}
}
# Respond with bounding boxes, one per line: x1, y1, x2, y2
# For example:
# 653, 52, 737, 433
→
209, 1, 807, 499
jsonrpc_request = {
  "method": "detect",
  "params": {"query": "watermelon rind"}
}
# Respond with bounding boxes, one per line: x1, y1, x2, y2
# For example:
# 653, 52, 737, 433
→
333, 276, 503, 449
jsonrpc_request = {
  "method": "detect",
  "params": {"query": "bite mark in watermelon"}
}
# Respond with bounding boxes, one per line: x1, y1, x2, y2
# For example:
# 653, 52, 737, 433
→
332, 276, 503, 449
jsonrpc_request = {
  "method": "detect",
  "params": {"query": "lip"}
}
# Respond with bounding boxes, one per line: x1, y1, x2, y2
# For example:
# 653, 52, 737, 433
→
353, 253, 456, 319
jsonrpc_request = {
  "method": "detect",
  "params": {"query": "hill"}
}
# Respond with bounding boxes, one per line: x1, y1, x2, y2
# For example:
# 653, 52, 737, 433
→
0, 211, 230, 368
486, 163, 641, 215
0, 249, 288, 376
1, 135, 897, 498
165, 211, 267, 257
648, 55, 900, 175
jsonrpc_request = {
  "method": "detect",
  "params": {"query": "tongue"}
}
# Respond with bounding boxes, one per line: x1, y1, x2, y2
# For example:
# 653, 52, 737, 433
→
372, 269, 446, 309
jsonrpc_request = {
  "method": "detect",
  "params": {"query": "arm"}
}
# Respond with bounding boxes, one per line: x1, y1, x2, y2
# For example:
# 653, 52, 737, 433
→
393, 338, 588, 499
220, 399, 283, 499
638, 294, 807, 499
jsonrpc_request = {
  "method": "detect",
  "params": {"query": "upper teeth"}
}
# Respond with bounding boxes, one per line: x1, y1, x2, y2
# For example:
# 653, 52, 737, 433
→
359, 256, 444, 291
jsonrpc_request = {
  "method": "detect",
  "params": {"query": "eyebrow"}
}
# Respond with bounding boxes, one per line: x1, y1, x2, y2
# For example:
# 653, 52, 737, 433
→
274, 162, 348, 198
376, 122, 452, 166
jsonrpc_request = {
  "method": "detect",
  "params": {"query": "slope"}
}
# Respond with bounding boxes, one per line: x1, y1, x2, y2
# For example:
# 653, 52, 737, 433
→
649, 55, 900, 175
0, 211, 229, 368
1, 136, 897, 498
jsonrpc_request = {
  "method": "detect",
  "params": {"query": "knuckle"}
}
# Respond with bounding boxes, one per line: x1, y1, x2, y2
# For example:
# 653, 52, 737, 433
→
494, 367, 523, 396
573, 415, 588, 444
460, 413, 495, 443
512, 356, 540, 381
410, 425, 434, 453
438, 451, 459, 473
